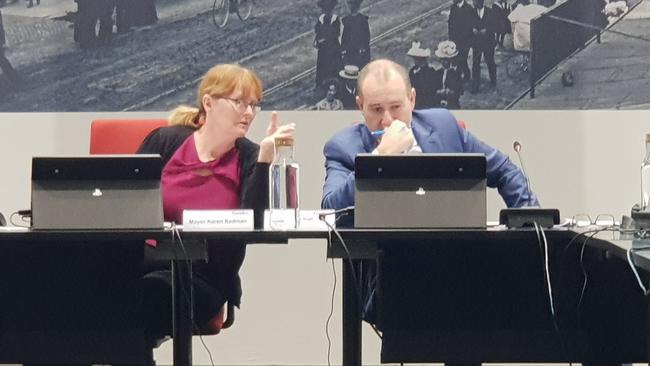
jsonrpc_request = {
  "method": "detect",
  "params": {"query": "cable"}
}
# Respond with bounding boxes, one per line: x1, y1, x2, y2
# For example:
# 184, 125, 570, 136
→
170, 224, 215, 366
325, 251, 337, 366
319, 210, 384, 340
626, 247, 650, 296
9, 211, 30, 227
534, 222, 556, 317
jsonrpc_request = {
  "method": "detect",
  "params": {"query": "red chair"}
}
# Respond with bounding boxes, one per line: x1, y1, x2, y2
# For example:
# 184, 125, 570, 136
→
89, 119, 168, 154
88, 119, 234, 354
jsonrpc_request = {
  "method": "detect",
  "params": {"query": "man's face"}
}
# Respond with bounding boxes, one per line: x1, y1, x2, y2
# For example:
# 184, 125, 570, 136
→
356, 74, 415, 132
326, 84, 336, 101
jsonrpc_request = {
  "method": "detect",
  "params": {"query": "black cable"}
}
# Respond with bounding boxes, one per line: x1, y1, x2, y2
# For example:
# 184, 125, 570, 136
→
319, 210, 383, 340
170, 225, 215, 366
577, 228, 618, 309
325, 251, 336, 366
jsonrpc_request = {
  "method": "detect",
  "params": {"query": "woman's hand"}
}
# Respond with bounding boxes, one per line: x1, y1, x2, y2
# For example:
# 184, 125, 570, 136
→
258, 111, 296, 163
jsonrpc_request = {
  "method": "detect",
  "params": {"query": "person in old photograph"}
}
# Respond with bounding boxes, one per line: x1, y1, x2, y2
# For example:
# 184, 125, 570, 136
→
340, 0, 370, 69
137, 63, 296, 351
448, 0, 474, 82
470, 0, 497, 94
314, 0, 343, 90
0, 9, 21, 84
406, 41, 437, 109
316, 79, 344, 110
433, 40, 463, 109
493, 0, 512, 47
74, 0, 114, 48
338, 64, 359, 109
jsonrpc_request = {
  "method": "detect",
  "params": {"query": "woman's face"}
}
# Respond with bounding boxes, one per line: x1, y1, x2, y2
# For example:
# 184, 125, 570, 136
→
202, 90, 259, 139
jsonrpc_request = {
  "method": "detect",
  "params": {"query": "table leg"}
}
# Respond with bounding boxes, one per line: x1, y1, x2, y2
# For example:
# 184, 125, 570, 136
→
342, 259, 362, 366
172, 259, 193, 366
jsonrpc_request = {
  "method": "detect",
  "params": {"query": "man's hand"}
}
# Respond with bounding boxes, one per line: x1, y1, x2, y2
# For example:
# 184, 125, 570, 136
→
376, 120, 415, 154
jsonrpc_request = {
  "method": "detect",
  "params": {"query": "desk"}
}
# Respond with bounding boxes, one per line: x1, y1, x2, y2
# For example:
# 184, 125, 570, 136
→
0, 229, 166, 365
328, 228, 650, 366
2, 228, 647, 366
0, 229, 328, 366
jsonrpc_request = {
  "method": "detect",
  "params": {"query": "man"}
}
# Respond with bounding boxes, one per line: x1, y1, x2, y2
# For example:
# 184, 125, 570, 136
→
470, 0, 497, 93
0, 8, 21, 84
338, 64, 359, 109
322, 58, 537, 210
321, 59, 537, 366
447, 0, 474, 82
316, 81, 344, 110
406, 41, 437, 109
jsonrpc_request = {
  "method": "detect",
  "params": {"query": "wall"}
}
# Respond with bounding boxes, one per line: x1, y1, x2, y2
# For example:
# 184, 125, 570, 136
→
0, 111, 647, 365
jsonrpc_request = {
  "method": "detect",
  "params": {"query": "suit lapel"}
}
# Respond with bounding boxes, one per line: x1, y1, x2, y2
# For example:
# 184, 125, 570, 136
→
358, 123, 376, 153
411, 116, 438, 153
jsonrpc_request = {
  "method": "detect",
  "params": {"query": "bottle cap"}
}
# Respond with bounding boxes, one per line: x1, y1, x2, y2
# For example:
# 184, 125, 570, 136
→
274, 137, 294, 147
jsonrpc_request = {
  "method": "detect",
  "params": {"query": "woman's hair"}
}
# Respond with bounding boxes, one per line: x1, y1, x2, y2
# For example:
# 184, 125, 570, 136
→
169, 64, 263, 128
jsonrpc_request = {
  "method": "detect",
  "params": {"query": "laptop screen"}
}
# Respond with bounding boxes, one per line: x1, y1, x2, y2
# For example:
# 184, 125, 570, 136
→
31, 155, 163, 230
354, 153, 487, 229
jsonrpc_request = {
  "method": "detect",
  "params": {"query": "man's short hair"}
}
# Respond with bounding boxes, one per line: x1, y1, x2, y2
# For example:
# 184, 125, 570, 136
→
357, 59, 412, 97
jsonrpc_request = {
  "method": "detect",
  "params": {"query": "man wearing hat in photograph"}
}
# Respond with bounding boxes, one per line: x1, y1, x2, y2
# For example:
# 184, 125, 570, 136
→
407, 41, 437, 110
433, 40, 463, 109
338, 64, 359, 109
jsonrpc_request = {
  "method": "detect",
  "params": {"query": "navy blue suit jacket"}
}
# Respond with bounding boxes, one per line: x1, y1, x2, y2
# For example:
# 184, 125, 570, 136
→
321, 108, 539, 210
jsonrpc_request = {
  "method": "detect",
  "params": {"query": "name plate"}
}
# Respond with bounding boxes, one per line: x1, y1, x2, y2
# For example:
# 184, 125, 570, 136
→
263, 209, 336, 230
264, 209, 297, 230
183, 210, 254, 231
299, 210, 335, 230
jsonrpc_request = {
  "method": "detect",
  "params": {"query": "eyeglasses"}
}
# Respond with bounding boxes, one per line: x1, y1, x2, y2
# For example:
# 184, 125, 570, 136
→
221, 97, 261, 114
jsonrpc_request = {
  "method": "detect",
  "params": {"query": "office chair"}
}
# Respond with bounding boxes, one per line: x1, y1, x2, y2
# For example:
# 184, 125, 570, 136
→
89, 118, 235, 360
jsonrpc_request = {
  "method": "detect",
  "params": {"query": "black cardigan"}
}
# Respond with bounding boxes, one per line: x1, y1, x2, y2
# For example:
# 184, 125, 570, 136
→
138, 125, 269, 307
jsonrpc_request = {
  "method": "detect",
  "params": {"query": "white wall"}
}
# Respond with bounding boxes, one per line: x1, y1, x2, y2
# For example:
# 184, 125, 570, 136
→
0, 111, 648, 365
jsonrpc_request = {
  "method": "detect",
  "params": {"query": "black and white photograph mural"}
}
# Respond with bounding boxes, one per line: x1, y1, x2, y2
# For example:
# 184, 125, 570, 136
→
0, 0, 647, 112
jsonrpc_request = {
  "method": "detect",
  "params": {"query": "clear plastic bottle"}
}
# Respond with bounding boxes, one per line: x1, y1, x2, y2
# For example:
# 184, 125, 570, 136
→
269, 137, 300, 229
642, 134, 650, 210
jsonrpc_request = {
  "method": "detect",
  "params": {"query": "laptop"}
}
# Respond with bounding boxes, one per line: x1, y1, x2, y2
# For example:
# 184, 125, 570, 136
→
31, 155, 164, 230
354, 153, 487, 229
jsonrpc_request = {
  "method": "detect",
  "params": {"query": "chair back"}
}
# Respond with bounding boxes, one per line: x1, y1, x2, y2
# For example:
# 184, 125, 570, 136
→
90, 119, 168, 154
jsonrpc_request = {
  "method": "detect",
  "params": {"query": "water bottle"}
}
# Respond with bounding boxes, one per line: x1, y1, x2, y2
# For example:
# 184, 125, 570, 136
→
641, 134, 650, 210
269, 137, 300, 229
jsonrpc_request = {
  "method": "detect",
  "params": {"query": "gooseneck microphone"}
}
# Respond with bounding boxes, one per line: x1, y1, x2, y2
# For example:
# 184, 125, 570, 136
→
513, 141, 532, 195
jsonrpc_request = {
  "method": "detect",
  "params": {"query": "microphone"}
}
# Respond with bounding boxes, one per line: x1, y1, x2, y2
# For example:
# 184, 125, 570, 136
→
513, 141, 532, 195
500, 141, 560, 228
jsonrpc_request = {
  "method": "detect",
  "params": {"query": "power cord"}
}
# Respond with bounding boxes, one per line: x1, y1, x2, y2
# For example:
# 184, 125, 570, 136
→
170, 224, 215, 366
318, 206, 383, 339
626, 231, 650, 296
325, 247, 337, 366
10, 210, 31, 227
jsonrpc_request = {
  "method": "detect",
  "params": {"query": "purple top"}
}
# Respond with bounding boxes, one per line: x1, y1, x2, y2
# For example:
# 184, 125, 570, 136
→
161, 133, 241, 223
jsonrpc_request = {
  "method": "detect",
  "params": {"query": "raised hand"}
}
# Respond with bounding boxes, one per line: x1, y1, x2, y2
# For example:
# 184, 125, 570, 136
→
258, 111, 296, 163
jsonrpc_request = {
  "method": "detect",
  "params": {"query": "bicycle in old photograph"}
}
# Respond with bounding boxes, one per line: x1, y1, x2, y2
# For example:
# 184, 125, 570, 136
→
212, 0, 254, 28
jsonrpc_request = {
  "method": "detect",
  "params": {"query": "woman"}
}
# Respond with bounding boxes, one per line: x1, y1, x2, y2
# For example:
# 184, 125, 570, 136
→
340, 0, 370, 69
137, 63, 295, 342
314, 0, 343, 90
